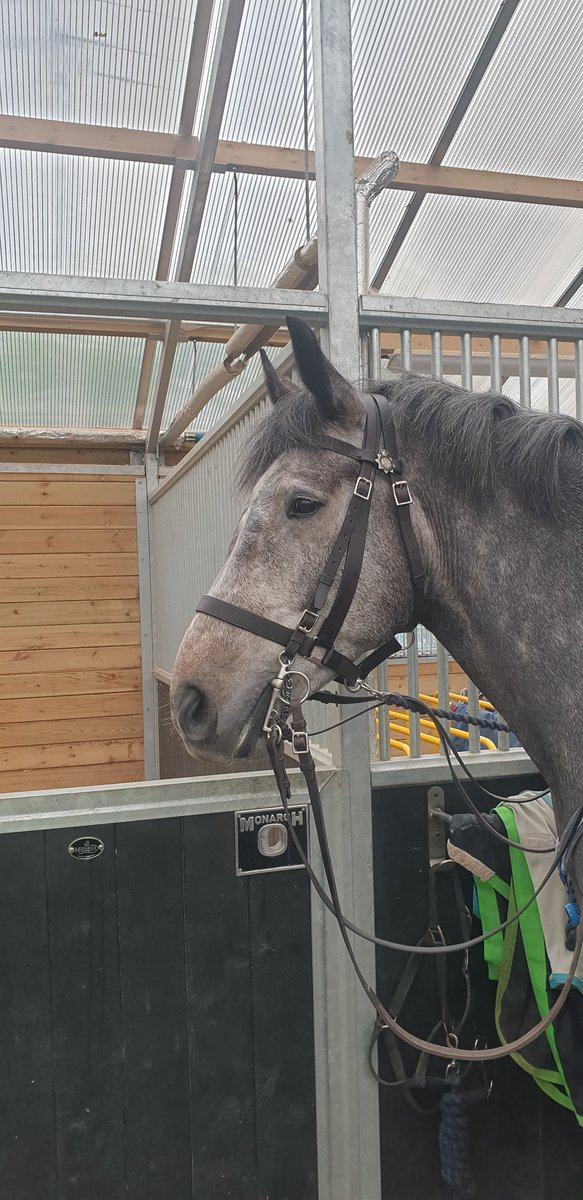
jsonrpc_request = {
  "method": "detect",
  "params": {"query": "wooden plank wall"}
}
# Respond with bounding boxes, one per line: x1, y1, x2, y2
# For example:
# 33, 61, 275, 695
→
0, 474, 144, 792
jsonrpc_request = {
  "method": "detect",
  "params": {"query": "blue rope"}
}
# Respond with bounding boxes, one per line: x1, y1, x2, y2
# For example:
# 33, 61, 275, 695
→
438, 1075, 477, 1199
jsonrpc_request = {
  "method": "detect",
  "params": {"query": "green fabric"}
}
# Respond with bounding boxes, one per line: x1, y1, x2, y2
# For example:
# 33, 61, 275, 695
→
474, 805, 582, 1125
475, 879, 504, 981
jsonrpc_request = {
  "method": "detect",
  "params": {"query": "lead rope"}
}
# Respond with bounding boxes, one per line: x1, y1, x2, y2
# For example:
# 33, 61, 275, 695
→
266, 700, 583, 1064
439, 1069, 477, 1200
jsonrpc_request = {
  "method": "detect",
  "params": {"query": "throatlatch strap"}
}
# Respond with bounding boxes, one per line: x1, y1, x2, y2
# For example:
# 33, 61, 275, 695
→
371, 393, 425, 620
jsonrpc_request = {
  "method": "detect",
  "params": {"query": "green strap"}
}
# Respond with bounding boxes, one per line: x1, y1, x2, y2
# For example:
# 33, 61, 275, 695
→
474, 879, 505, 981
495, 805, 579, 1119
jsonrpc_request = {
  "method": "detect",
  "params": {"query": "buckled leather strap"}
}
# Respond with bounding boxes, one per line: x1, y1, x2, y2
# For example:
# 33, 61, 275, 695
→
196, 595, 314, 658
371, 393, 425, 620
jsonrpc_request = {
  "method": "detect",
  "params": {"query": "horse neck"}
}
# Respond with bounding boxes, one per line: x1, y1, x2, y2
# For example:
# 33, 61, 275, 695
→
410, 466, 583, 784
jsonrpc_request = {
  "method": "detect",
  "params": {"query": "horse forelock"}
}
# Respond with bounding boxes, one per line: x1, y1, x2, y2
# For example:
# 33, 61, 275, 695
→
238, 387, 345, 492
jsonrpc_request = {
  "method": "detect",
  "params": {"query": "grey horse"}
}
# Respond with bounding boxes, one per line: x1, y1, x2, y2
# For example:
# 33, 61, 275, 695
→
171, 317, 583, 900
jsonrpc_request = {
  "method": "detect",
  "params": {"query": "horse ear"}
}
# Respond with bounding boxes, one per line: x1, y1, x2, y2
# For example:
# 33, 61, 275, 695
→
259, 348, 290, 405
286, 316, 358, 421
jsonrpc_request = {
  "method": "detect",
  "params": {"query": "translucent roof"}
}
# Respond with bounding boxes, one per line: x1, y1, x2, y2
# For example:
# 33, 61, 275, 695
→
0, 0, 582, 433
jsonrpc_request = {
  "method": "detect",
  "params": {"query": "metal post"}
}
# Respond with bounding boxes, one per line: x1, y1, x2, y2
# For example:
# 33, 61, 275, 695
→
518, 335, 531, 407
547, 337, 560, 413
135, 475, 159, 779
355, 153, 400, 297
576, 340, 583, 423
490, 332, 502, 393
311, 1, 381, 1195
461, 333, 481, 753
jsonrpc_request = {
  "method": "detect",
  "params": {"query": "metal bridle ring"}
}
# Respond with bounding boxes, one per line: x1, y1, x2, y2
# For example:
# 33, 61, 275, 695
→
346, 679, 364, 693
285, 670, 311, 704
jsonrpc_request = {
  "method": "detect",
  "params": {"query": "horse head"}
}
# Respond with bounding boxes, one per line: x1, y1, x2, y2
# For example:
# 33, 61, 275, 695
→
170, 317, 416, 762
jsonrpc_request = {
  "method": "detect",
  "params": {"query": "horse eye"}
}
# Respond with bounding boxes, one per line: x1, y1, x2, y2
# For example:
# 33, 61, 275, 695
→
290, 496, 321, 517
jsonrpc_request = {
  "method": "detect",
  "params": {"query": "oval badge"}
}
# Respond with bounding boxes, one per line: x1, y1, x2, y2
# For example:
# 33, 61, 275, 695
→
68, 836, 104, 862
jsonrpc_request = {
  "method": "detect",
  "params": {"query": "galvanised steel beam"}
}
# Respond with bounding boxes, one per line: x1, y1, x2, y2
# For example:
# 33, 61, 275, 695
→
0, 274, 327, 325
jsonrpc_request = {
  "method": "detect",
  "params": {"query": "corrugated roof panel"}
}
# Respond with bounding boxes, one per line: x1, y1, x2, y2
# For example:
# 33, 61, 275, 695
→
0, 332, 145, 426
0, 150, 171, 277
382, 193, 583, 305
184, 172, 315, 286
1, 0, 199, 131
368, 189, 416, 283
379, 0, 583, 307
566, 282, 583, 308
216, 0, 313, 148
351, 0, 501, 159
445, 0, 583, 177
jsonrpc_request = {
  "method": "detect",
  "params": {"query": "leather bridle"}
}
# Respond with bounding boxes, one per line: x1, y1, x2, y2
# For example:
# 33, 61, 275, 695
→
197, 392, 424, 694
196, 391, 583, 1064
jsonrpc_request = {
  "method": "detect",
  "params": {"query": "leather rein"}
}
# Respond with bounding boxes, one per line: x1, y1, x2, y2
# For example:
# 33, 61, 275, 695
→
196, 392, 583, 1063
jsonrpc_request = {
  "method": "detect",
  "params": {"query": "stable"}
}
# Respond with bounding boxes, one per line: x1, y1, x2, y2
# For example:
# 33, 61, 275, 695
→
0, 1, 582, 1198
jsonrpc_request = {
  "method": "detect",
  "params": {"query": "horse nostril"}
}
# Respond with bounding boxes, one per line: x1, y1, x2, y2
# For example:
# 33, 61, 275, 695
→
176, 681, 205, 736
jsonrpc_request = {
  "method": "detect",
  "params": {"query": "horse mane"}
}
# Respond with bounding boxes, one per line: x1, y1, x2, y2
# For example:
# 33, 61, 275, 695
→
240, 373, 583, 519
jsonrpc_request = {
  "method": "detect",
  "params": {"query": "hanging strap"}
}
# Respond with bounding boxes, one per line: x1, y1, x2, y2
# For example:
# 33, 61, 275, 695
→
267, 706, 583, 1064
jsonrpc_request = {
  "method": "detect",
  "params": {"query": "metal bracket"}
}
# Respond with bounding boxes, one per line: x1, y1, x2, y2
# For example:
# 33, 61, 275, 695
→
427, 785, 447, 865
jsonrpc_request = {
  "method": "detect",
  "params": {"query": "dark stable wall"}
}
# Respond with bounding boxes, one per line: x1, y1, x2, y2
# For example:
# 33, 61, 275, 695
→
0, 814, 317, 1200
372, 774, 583, 1200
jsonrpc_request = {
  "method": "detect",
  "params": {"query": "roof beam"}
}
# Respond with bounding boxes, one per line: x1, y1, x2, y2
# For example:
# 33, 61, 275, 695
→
0, 274, 327, 323
0, 317, 578, 365
554, 268, 583, 308
131, 0, 214, 428
0, 312, 294, 344
3, 113, 583, 209
371, 0, 522, 290
145, 0, 246, 454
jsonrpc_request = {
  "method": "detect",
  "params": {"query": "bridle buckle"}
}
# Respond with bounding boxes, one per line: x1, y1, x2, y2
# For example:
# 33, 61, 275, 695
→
292, 730, 310, 755
392, 479, 412, 506
354, 475, 373, 500
298, 608, 318, 634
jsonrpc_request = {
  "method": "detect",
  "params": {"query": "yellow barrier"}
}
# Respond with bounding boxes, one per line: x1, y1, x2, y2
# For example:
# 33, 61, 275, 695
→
389, 737, 410, 756
418, 690, 495, 713
388, 714, 496, 752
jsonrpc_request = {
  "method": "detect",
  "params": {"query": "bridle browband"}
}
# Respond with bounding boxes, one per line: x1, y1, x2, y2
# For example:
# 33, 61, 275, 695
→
195, 392, 583, 1065
197, 392, 425, 690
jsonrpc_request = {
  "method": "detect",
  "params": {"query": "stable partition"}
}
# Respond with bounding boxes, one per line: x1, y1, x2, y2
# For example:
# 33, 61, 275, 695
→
0, 470, 144, 793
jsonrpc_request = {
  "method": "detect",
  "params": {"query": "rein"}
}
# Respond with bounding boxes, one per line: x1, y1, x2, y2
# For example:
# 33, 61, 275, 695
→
196, 392, 583, 1062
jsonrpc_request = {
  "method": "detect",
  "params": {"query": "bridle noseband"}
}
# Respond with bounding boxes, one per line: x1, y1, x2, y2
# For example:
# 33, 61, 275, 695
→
197, 392, 425, 696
